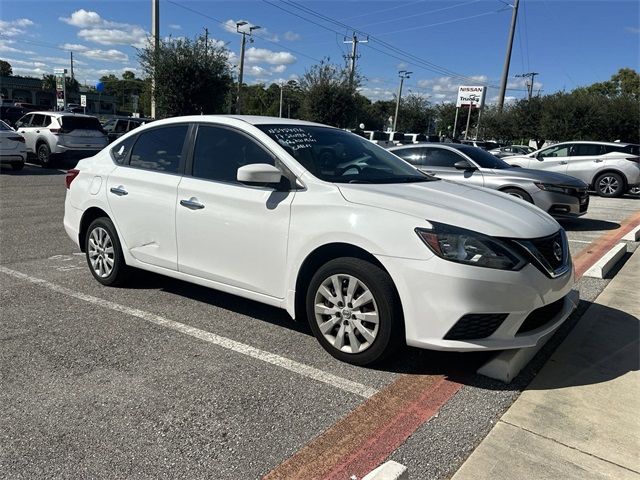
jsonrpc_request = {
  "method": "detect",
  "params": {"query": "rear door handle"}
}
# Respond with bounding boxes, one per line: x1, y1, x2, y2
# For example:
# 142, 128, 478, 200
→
180, 197, 205, 210
594, 159, 603, 163
559, 161, 568, 164
109, 186, 128, 196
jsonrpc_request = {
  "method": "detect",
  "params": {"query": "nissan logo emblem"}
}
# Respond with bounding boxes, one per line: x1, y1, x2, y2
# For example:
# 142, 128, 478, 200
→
553, 241, 563, 262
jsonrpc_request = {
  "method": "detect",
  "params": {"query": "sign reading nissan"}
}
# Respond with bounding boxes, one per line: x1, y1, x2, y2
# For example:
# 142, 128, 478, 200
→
456, 86, 486, 108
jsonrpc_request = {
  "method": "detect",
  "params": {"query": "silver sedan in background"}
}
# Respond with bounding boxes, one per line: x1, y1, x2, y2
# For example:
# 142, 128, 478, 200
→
489, 145, 536, 158
390, 143, 590, 217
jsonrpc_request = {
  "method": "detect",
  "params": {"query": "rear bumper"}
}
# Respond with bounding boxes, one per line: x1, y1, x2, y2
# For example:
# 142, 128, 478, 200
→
53, 145, 104, 158
0, 152, 26, 164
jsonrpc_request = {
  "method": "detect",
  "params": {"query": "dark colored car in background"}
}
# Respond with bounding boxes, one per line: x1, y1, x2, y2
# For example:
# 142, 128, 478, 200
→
102, 116, 153, 143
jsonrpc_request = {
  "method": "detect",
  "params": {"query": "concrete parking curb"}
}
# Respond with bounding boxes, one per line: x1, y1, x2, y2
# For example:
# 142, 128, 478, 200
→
583, 242, 627, 278
361, 460, 408, 480
477, 289, 579, 383
622, 225, 640, 241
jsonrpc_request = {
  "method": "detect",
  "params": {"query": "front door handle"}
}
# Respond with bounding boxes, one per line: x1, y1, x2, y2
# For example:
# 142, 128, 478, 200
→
180, 197, 205, 210
559, 160, 568, 164
109, 185, 128, 196
594, 159, 603, 163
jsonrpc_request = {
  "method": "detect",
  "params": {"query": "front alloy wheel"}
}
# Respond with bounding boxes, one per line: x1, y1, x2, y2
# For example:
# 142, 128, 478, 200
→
306, 257, 403, 366
314, 274, 379, 354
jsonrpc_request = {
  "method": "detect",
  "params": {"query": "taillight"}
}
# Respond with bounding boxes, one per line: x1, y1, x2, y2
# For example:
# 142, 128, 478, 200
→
65, 169, 80, 189
8, 135, 25, 142
50, 128, 70, 135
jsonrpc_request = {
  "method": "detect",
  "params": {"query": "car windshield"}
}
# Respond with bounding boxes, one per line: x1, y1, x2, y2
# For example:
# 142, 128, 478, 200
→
449, 144, 512, 169
257, 124, 434, 184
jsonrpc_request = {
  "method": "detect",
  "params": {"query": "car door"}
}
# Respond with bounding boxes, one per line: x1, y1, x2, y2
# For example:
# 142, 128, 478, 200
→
15, 113, 36, 153
106, 124, 189, 271
176, 123, 295, 299
531, 144, 572, 174
566, 143, 605, 184
420, 146, 484, 186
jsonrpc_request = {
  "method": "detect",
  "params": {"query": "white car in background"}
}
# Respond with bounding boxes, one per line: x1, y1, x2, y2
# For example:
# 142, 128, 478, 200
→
15, 112, 108, 167
0, 119, 26, 170
507, 141, 640, 197
64, 115, 577, 366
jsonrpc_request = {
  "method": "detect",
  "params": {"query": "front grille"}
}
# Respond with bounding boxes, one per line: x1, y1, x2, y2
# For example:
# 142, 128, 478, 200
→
444, 313, 508, 340
517, 296, 566, 334
531, 231, 565, 271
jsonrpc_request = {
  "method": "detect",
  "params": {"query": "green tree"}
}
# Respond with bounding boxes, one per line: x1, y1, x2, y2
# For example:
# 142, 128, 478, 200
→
42, 74, 80, 94
139, 34, 232, 117
0, 59, 12, 76
299, 59, 358, 128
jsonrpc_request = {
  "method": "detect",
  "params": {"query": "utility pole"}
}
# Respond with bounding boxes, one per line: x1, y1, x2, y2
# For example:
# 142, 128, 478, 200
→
235, 21, 261, 114
204, 27, 209, 56
151, 0, 159, 118
393, 70, 411, 132
516, 72, 539, 100
497, 0, 520, 111
279, 82, 284, 117
70, 51, 74, 80
344, 33, 368, 90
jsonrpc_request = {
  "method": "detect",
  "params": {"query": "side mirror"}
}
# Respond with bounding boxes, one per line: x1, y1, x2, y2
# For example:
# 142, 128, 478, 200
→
454, 160, 476, 170
237, 163, 283, 186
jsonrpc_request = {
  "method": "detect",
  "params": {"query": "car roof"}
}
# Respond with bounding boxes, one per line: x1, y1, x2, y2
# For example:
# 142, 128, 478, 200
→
23, 111, 98, 118
142, 114, 332, 129
551, 140, 636, 147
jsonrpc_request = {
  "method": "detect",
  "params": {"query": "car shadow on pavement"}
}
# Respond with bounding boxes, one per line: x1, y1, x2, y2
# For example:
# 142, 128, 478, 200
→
0, 164, 66, 176
559, 217, 620, 232
125, 269, 314, 337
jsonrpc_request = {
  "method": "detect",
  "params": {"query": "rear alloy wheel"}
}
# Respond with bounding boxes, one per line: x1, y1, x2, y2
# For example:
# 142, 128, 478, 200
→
502, 187, 533, 204
595, 172, 624, 197
85, 217, 130, 286
306, 257, 403, 366
37, 143, 54, 167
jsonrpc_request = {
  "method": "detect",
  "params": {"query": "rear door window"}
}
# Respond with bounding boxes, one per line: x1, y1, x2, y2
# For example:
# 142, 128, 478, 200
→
393, 148, 426, 166
30, 114, 46, 127
60, 116, 103, 131
571, 144, 604, 156
129, 125, 188, 173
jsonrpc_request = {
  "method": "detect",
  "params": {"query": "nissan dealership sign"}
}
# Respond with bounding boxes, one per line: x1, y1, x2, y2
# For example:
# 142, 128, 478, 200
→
456, 86, 486, 108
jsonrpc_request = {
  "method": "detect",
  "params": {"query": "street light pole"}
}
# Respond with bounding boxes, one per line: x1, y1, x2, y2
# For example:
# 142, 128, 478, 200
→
393, 70, 411, 132
151, 0, 159, 118
236, 22, 260, 114
279, 82, 284, 117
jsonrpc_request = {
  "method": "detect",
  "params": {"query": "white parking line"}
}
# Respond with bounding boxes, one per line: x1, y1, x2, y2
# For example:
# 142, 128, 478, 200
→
0, 265, 378, 399
25, 162, 67, 174
567, 239, 592, 244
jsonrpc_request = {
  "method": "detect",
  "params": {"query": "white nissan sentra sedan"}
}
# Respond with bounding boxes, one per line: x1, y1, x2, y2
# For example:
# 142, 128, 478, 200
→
64, 115, 578, 366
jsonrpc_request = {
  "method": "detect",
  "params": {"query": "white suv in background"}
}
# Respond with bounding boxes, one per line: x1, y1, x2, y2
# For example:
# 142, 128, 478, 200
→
507, 141, 640, 197
64, 115, 577, 366
15, 112, 108, 167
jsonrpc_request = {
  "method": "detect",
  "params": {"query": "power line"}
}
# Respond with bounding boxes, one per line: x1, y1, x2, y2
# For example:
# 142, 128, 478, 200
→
357, 0, 483, 29
343, 0, 427, 21
166, 0, 322, 63
372, 10, 504, 37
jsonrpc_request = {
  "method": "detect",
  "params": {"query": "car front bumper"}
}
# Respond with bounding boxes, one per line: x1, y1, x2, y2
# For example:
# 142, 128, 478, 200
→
532, 189, 589, 217
376, 253, 576, 351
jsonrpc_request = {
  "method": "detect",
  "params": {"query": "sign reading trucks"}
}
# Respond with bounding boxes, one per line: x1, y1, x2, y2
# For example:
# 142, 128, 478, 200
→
456, 85, 486, 108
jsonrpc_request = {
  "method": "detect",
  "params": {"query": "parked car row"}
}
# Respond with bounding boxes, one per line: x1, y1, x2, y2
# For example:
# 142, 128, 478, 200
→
505, 141, 640, 197
64, 115, 579, 366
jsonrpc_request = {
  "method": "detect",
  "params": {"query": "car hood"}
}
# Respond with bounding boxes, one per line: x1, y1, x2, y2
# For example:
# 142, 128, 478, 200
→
337, 180, 560, 239
490, 167, 588, 187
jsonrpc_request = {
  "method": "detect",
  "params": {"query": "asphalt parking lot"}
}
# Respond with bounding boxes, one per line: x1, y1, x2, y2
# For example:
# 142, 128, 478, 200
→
1, 161, 639, 479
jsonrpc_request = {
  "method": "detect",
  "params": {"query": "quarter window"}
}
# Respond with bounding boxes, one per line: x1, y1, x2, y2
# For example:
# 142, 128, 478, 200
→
191, 125, 275, 183
110, 135, 137, 165
129, 125, 188, 173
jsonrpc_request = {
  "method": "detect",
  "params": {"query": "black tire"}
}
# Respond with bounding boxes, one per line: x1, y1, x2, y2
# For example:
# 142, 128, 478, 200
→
37, 142, 54, 167
595, 172, 625, 197
84, 217, 130, 286
306, 257, 404, 366
11, 161, 24, 171
502, 187, 533, 203
629, 186, 640, 196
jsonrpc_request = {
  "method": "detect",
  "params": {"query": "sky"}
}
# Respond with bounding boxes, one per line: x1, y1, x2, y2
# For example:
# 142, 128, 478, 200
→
1, 0, 638, 104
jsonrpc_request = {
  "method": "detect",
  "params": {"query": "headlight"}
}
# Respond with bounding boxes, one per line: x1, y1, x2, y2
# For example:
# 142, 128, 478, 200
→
415, 222, 527, 271
534, 182, 572, 194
